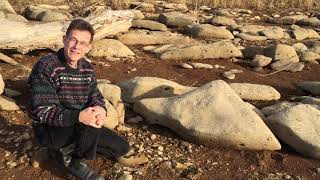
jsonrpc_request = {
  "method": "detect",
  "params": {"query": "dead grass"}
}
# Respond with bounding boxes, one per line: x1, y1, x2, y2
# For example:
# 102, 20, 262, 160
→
8, 0, 320, 13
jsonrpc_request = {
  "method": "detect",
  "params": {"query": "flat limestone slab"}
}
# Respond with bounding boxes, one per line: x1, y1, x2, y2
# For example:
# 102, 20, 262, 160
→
134, 80, 281, 150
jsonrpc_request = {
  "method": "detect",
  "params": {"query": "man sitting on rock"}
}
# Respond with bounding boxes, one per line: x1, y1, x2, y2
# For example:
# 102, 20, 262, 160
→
28, 19, 130, 180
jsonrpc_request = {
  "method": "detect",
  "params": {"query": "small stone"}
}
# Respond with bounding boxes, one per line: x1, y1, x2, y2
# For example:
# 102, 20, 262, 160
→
5, 151, 10, 157
18, 156, 25, 164
9, 162, 17, 168
150, 134, 156, 140
119, 174, 132, 180
32, 160, 39, 168
180, 63, 193, 69
229, 69, 243, 74
284, 174, 292, 179
223, 71, 235, 79
163, 161, 172, 168
158, 146, 164, 152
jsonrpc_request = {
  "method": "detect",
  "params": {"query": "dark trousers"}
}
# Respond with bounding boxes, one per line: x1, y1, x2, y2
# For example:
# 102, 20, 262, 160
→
33, 123, 130, 160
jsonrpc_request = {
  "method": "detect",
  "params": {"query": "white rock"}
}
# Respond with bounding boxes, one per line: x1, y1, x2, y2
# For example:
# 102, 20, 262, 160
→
261, 101, 300, 117
179, 63, 194, 69
0, 0, 16, 14
223, 71, 235, 79
251, 55, 272, 67
118, 77, 195, 103
266, 104, 320, 159
134, 80, 281, 150
189, 62, 213, 69
89, 39, 134, 58
229, 83, 281, 101
97, 81, 122, 107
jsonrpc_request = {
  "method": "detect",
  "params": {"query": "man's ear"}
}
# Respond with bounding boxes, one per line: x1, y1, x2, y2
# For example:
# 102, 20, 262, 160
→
62, 35, 67, 44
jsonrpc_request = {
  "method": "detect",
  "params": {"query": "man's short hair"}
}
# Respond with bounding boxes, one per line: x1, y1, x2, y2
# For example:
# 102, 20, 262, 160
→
66, 19, 95, 42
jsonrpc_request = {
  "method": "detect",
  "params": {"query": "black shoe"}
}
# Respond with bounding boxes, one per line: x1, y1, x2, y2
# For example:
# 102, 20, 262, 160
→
67, 159, 105, 180
48, 148, 72, 167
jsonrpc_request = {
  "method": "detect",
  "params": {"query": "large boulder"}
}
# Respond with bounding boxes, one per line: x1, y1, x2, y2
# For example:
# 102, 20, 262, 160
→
0, 74, 4, 94
133, 80, 281, 150
116, 30, 190, 45
89, 39, 134, 58
261, 101, 299, 117
266, 104, 320, 159
265, 44, 299, 70
229, 83, 281, 101
97, 81, 122, 107
5, 13, 28, 22
158, 12, 197, 27
118, 77, 195, 103
187, 24, 234, 39
297, 81, 320, 96
132, 20, 168, 31
0, 96, 20, 111
160, 41, 243, 60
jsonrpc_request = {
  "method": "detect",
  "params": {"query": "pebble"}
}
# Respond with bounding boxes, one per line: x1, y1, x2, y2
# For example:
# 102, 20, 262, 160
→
180, 63, 193, 69
119, 174, 132, 180
229, 69, 243, 74
158, 146, 164, 152
150, 134, 156, 140
32, 160, 39, 168
5, 151, 11, 157
222, 71, 235, 80
273, 14, 280, 18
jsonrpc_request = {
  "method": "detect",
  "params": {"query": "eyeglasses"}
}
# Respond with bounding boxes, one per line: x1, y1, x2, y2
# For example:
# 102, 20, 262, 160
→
67, 37, 91, 48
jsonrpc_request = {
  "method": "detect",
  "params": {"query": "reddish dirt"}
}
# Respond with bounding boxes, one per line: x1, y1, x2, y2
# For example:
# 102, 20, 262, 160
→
0, 47, 319, 179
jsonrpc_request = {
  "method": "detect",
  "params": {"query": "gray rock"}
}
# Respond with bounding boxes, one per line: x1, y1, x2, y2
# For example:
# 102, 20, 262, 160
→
270, 60, 294, 70
159, 41, 243, 60
300, 51, 320, 62
242, 46, 265, 59
118, 77, 195, 103
223, 71, 235, 79
237, 33, 268, 41
260, 26, 284, 40
132, 20, 167, 31
297, 17, 320, 27
130, 2, 155, 12
251, 55, 272, 67
187, 24, 234, 39
298, 81, 320, 96
265, 44, 300, 63
293, 43, 308, 53
158, 12, 197, 27
97, 81, 122, 107
24, 5, 69, 22
229, 83, 281, 101
286, 62, 304, 72
309, 41, 320, 55
237, 25, 266, 34
279, 15, 308, 24
89, 39, 134, 58
116, 30, 190, 45
211, 16, 237, 26
266, 104, 320, 159
134, 80, 281, 150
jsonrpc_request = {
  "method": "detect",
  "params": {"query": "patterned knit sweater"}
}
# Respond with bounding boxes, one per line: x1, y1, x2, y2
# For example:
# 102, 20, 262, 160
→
28, 48, 106, 127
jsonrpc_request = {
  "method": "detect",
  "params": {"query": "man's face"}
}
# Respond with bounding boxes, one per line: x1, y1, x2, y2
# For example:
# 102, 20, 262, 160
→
63, 30, 92, 63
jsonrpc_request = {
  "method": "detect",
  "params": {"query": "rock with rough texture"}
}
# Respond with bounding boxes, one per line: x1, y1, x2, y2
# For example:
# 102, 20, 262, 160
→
0, 0, 16, 14
116, 30, 190, 45
300, 51, 320, 62
0, 74, 4, 94
229, 83, 281, 101
309, 41, 320, 55
293, 43, 308, 53
0, 96, 19, 110
279, 15, 308, 24
187, 24, 234, 39
211, 16, 237, 26
251, 55, 272, 67
160, 41, 242, 60
266, 104, 320, 159
189, 62, 213, 69
97, 81, 122, 107
292, 27, 320, 40
103, 100, 119, 129
237, 33, 268, 41
118, 77, 195, 103
260, 26, 284, 40
286, 62, 304, 72
297, 17, 320, 27
134, 80, 281, 150
132, 20, 167, 31
132, 10, 145, 20
24, 5, 70, 22
261, 101, 299, 116
158, 12, 197, 27
270, 60, 294, 70
265, 44, 299, 63
298, 81, 320, 96
89, 39, 134, 58
237, 25, 266, 35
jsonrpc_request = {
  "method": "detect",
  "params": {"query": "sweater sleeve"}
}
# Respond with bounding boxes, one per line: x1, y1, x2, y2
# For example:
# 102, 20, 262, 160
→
29, 64, 80, 127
